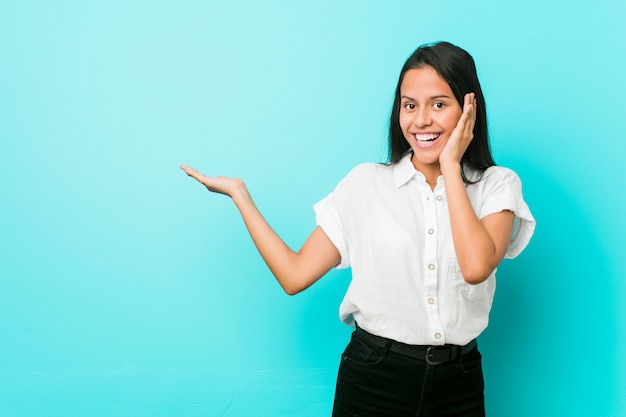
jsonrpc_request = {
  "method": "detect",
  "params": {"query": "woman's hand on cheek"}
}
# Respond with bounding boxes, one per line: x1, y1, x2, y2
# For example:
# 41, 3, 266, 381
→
440, 93, 477, 171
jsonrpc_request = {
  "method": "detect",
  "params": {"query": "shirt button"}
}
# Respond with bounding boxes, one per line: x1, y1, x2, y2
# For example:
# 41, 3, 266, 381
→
428, 229, 434, 235
428, 264, 436, 270
436, 195, 443, 201
435, 333, 442, 340
428, 298, 435, 304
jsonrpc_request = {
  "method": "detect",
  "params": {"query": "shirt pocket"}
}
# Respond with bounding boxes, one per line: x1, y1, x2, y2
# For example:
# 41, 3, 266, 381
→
449, 256, 489, 301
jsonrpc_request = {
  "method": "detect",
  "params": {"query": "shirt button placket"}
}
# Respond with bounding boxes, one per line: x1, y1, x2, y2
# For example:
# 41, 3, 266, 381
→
422, 188, 443, 345
432, 193, 446, 343
425, 220, 437, 317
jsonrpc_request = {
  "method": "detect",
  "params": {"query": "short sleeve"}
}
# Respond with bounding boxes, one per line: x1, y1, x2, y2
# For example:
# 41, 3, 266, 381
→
314, 189, 350, 269
479, 168, 536, 259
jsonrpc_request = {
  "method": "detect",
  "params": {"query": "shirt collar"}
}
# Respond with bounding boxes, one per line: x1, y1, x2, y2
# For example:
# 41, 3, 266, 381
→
392, 151, 421, 188
392, 151, 479, 188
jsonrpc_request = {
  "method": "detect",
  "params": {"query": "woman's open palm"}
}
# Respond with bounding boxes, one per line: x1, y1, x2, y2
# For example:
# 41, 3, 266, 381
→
180, 165, 245, 199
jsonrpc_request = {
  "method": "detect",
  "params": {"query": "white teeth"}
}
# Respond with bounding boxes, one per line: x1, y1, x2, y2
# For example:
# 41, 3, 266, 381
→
415, 133, 440, 142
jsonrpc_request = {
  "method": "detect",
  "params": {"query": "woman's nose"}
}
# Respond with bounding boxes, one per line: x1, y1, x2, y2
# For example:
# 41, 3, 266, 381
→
413, 108, 431, 127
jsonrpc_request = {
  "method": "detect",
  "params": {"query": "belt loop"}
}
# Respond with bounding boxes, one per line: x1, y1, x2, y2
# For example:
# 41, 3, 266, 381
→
381, 339, 392, 356
452, 345, 460, 361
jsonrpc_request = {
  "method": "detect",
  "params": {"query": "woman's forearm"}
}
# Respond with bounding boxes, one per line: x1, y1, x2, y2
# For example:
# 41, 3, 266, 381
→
231, 184, 339, 295
180, 165, 339, 294
442, 164, 513, 284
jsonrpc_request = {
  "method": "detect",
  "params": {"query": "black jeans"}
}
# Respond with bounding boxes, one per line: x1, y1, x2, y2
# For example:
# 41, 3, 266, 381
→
332, 330, 485, 417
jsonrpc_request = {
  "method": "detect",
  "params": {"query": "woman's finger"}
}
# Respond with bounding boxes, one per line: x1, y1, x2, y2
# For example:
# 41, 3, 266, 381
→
463, 93, 476, 139
180, 165, 208, 183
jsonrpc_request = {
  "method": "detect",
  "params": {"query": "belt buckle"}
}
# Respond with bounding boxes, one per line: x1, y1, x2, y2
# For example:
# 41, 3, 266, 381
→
425, 346, 443, 366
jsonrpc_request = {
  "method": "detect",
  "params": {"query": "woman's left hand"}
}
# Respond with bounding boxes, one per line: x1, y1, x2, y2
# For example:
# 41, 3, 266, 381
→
439, 93, 477, 168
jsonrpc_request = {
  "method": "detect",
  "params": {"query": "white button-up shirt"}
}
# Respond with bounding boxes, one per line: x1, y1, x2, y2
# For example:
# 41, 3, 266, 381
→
314, 153, 535, 346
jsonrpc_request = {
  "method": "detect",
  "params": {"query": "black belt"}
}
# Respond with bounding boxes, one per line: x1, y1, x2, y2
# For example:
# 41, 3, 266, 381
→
355, 325, 477, 366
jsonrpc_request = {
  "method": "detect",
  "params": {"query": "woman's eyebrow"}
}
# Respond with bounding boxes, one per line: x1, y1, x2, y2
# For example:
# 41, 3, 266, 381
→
401, 94, 453, 100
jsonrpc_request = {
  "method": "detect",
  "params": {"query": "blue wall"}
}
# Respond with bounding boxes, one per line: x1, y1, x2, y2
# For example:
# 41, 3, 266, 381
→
1, 1, 624, 415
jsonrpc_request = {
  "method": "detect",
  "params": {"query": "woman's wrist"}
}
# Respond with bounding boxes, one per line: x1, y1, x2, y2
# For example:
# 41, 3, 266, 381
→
440, 161, 462, 179
231, 180, 252, 207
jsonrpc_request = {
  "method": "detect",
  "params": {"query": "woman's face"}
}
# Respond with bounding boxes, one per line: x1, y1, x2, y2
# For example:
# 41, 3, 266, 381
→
399, 66, 463, 174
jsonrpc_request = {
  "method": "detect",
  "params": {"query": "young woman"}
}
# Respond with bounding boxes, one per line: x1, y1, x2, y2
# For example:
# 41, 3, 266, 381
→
181, 41, 535, 417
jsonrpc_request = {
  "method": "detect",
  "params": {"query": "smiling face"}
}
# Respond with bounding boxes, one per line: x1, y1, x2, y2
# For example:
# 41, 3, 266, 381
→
399, 66, 463, 177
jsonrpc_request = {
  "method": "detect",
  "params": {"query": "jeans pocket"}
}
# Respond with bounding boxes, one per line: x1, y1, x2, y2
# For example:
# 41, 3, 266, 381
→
342, 333, 384, 366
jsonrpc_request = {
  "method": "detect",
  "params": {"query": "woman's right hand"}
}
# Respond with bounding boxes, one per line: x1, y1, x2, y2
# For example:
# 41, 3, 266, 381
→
179, 164, 339, 294
180, 165, 247, 201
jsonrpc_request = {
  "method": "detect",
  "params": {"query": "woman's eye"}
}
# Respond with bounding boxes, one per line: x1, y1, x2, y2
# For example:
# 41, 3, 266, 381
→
403, 103, 415, 110
433, 102, 445, 110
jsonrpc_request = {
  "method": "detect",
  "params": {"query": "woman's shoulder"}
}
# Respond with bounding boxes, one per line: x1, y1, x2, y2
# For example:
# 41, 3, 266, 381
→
327, 162, 395, 195
474, 165, 521, 183
468, 165, 526, 196
343, 161, 393, 181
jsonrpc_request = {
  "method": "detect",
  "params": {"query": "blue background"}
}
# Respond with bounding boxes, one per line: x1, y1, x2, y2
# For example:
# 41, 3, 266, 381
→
1, 0, 625, 416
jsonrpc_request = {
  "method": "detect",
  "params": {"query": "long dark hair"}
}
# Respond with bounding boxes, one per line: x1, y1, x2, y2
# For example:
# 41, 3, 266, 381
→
388, 42, 494, 182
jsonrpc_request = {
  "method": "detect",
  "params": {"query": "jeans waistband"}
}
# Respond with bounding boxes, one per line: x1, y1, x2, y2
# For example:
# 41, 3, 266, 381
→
355, 325, 477, 365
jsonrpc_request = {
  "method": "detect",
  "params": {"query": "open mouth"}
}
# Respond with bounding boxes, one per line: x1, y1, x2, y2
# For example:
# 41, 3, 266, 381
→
415, 133, 441, 144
